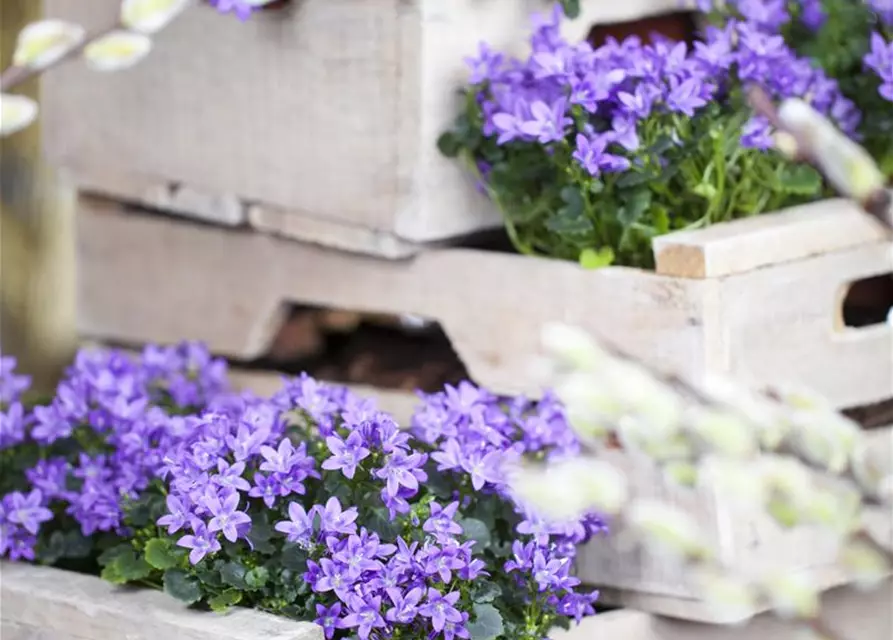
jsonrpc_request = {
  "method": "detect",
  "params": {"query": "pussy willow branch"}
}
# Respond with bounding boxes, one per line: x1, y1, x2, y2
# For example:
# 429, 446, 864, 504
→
0, 24, 118, 91
746, 84, 892, 230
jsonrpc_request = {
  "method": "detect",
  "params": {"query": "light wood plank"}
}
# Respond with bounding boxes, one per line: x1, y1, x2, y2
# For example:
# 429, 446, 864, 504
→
0, 562, 322, 640
653, 197, 891, 278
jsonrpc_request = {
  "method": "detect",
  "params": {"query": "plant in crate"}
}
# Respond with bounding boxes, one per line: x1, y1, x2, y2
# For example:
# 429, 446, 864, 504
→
0, 344, 604, 639
438, 1, 892, 267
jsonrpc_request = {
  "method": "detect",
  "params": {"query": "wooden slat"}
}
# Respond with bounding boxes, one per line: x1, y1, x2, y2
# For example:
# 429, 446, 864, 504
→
653, 197, 891, 278
0, 562, 321, 640
2, 563, 890, 640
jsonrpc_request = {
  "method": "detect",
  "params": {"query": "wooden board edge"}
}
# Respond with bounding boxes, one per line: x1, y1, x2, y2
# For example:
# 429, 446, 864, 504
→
653, 198, 891, 279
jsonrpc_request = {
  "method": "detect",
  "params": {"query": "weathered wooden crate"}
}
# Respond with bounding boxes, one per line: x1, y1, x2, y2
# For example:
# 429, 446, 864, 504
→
75, 195, 893, 621
42, 0, 683, 257
2, 563, 891, 640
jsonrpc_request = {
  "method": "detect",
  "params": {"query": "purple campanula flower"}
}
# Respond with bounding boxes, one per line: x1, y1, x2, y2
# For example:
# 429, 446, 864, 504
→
422, 501, 463, 542
157, 494, 191, 535
385, 585, 423, 624
799, 0, 826, 30
0, 356, 30, 404
205, 490, 251, 543
491, 99, 532, 145
259, 437, 300, 474
608, 115, 640, 152
418, 588, 463, 633
317, 497, 359, 536
30, 404, 73, 445
572, 133, 630, 177
519, 98, 573, 144
736, 0, 789, 32
422, 544, 465, 584
211, 459, 251, 492
248, 472, 281, 508
341, 593, 386, 640
208, 0, 255, 21
0, 402, 26, 449
2, 490, 53, 535
322, 430, 370, 479
617, 83, 659, 119
374, 449, 427, 499
315, 602, 345, 640
177, 523, 221, 565
666, 76, 709, 117
865, 32, 893, 101
25, 458, 69, 500
740, 115, 774, 149
465, 42, 504, 84
274, 501, 314, 545
311, 557, 355, 600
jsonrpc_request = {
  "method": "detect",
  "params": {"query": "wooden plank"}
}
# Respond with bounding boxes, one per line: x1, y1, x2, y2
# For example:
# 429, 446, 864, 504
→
2, 563, 890, 640
0, 562, 322, 640
653, 197, 891, 278
247, 204, 419, 259
77, 197, 708, 399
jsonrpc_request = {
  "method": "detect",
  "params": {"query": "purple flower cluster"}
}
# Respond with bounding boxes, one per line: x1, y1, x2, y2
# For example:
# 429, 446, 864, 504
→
0, 344, 229, 559
466, 2, 858, 181
413, 382, 604, 623
2, 346, 605, 639
865, 32, 893, 101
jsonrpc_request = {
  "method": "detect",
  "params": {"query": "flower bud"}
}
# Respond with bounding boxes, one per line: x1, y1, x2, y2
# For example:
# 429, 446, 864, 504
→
839, 538, 891, 590
691, 566, 759, 624
540, 322, 609, 372
777, 98, 886, 205
83, 30, 153, 72
760, 572, 819, 619
508, 456, 628, 520
0, 94, 39, 137
627, 499, 712, 563
121, 0, 194, 34
13, 20, 85, 70
687, 407, 757, 457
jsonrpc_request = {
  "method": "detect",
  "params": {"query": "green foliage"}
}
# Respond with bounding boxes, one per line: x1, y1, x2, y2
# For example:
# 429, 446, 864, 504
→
467, 603, 505, 640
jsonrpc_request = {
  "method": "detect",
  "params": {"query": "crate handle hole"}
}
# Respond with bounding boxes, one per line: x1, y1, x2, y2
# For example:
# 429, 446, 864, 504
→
236, 303, 469, 393
839, 274, 893, 329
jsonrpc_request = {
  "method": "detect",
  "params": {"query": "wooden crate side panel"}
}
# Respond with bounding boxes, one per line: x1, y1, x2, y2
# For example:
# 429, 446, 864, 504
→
0, 562, 322, 640
43, 0, 404, 230
716, 242, 892, 409
579, 426, 893, 621
76, 198, 709, 398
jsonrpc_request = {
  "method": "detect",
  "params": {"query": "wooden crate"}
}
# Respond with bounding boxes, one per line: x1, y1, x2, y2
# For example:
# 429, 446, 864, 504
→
2, 563, 891, 640
74, 195, 893, 621
75, 195, 892, 619
42, 0, 682, 257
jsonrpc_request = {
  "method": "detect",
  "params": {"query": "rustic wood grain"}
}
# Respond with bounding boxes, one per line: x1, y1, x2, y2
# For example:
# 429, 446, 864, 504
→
652, 196, 891, 279
42, 0, 681, 245
0, 562, 322, 640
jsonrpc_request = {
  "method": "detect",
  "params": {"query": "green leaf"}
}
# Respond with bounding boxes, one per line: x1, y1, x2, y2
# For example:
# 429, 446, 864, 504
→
473, 581, 502, 604
467, 603, 504, 640
561, 0, 581, 19
460, 518, 491, 549
692, 182, 718, 200
578, 246, 615, 269
245, 566, 270, 590
97, 543, 131, 567
777, 164, 822, 196
615, 169, 652, 188
220, 561, 249, 590
101, 549, 152, 584
280, 544, 309, 572
618, 189, 652, 227
437, 131, 462, 158
164, 569, 202, 605
144, 538, 178, 570
209, 589, 243, 612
